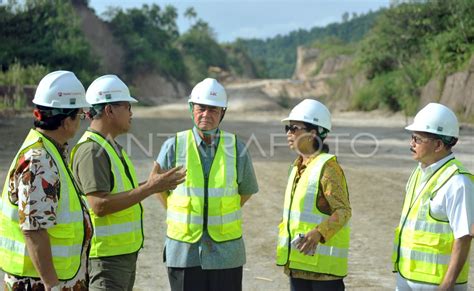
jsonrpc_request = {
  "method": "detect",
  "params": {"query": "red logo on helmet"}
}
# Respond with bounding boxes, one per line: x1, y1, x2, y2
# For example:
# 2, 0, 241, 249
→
210, 91, 217, 96
58, 92, 62, 97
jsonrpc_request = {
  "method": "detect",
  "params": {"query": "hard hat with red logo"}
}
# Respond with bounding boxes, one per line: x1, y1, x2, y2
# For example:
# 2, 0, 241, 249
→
32, 71, 88, 108
188, 78, 227, 108
86, 74, 137, 105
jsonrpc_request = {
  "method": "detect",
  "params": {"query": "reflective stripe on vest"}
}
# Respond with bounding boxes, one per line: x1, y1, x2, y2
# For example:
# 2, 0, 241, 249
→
166, 129, 240, 243
276, 153, 350, 277
392, 158, 472, 284
0, 129, 84, 280
71, 130, 143, 258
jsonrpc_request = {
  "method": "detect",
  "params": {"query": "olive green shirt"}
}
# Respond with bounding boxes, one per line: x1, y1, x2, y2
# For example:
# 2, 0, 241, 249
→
71, 129, 124, 195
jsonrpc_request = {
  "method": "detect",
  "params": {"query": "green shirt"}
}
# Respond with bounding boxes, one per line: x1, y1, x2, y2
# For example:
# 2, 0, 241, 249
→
72, 129, 124, 195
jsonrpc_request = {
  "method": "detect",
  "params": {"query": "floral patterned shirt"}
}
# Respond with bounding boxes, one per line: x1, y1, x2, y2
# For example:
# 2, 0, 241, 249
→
3, 137, 92, 290
284, 154, 351, 281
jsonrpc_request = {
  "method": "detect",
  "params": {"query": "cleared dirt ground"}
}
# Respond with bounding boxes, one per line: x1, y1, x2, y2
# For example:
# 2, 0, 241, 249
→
0, 108, 473, 290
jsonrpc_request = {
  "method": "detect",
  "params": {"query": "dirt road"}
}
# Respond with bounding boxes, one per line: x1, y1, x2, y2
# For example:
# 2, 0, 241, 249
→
0, 108, 473, 290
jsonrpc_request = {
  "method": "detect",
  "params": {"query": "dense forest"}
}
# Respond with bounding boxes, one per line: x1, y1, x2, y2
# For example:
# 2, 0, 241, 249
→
350, 0, 473, 114
0, 1, 258, 90
0, 0, 472, 115
236, 10, 380, 78
0, 0, 380, 87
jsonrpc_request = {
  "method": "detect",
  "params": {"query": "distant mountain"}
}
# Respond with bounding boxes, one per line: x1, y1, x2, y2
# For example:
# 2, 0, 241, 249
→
234, 10, 381, 78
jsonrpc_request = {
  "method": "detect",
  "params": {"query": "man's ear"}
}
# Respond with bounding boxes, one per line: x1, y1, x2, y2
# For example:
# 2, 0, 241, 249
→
434, 139, 446, 153
104, 104, 114, 117
60, 115, 72, 131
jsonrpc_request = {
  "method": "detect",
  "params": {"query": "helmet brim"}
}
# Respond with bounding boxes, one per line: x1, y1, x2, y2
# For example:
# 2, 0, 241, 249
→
188, 99, 226, 108
280, 117, 292, 125
280, 116, 331, 131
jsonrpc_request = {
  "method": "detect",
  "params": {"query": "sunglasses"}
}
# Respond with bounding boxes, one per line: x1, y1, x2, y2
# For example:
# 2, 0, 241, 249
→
285, 124, 307, 133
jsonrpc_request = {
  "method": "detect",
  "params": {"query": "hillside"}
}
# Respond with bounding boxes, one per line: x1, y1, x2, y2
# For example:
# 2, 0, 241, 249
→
221, 0, 474, 121
0, 1, 259, 106
235, 10, 380, 78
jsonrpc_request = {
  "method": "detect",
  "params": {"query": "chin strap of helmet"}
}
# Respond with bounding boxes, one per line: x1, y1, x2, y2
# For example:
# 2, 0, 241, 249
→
317, 126, 329, 140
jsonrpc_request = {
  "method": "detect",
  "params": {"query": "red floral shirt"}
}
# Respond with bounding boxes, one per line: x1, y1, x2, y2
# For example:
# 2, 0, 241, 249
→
4, 140, 92, 290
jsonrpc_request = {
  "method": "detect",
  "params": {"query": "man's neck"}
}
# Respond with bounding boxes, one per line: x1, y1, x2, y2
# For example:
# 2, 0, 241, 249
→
199, 132, 215, 145
90, 120, 118, 141
420, 151, 452, 169
196, 127, 218, 145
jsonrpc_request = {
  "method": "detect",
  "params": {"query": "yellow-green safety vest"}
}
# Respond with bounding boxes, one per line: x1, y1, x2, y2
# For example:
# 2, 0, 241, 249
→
167, 129, 241, 243
276, 153, 350, 276
393, 158, 473, 284
0, 129, 85, 280
71, 130, 143, 258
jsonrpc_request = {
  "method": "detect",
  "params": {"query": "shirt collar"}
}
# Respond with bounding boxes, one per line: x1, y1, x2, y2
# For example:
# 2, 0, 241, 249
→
36, 129, 68, 159
295, 152, 319, 168
192, 127, 219, 147
87, 127, 122, 154
419, 153, 455, 179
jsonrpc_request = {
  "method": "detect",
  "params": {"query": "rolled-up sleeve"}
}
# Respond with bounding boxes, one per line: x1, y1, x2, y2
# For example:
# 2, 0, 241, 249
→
444, 175, 474, 239
156, 137, 175, 171
236, 139, 259, 196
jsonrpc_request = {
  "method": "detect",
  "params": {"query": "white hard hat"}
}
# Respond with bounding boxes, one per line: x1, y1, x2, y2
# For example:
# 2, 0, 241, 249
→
33, 71, 88, 108
281, 99, 332, 131
188, 78, 227, 108
405, 103, 459, 138
86, 74, 137, 105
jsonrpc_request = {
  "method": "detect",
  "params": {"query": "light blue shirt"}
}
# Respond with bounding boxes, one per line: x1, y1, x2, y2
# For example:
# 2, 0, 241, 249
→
156, 127, 259, 269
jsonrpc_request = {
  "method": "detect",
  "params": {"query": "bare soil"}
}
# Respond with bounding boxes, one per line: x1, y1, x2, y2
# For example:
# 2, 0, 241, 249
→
0, 108, 473, 290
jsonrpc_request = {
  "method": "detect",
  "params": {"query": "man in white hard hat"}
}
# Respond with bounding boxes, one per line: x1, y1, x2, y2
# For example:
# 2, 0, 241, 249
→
156, 78, 259, 291
70, 74, 186, 290
0, 71, 91, 290
393, 103, 474, 291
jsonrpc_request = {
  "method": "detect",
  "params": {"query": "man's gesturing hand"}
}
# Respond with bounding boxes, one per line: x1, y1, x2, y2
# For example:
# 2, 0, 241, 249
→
146, 162, 186, 193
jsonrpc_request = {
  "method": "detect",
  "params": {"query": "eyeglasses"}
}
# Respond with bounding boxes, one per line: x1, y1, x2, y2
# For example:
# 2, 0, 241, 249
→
411, 134, 435, 144
285, 124, 307, 133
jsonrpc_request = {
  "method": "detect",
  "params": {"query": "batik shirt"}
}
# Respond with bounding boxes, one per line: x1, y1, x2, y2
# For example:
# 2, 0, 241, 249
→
4, 138, 92, 291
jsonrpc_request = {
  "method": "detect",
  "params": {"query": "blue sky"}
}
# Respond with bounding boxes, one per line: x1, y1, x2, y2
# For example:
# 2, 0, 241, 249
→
89, 0, 389, 42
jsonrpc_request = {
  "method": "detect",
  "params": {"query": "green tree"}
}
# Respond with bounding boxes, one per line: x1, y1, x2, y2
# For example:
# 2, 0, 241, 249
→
184, 7, 197, 23
342, 12, 349, 22
235, 10, 380, 78
355, 0, 474, 114
178, 18, 228, 83
107, 4, 186, 80
0, 0, 99, 84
